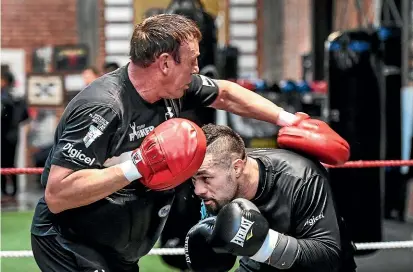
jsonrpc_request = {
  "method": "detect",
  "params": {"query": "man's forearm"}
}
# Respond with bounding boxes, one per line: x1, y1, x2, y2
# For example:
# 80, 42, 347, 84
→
293, 238, 341, 271
211, 80, 296, 126
250, 230, 340, 270
45, 166, 130, 214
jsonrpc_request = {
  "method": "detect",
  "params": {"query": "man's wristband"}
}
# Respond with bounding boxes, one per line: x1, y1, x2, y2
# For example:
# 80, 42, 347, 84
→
277, 111, 298, 126
250, 229, 299, 269
118, 160, 142, 182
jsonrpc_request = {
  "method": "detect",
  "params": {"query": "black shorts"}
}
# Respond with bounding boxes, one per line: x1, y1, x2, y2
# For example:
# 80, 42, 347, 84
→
31, 234, 139, 272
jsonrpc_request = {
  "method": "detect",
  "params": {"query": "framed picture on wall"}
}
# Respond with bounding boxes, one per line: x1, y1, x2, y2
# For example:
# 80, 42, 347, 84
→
26, 74, 65, 107
53, 44, 89, 73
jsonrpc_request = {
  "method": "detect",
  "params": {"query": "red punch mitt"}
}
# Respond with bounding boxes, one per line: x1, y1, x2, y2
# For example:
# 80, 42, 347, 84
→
277, 113, 350, 165
120, 118, 206, 190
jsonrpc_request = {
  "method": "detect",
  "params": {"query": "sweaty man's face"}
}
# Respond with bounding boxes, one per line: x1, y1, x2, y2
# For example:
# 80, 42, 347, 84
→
192, 154, 238, 215
165, 38, 200, 99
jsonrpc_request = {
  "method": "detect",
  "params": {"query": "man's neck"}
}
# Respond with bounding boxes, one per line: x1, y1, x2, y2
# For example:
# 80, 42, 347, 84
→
127, 62, 162, 104
237, 157, 260, 201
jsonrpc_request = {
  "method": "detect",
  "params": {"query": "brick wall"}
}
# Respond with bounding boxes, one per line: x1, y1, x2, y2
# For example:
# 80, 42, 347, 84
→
259, 0, 376, 81
281, 0, 312, 80
97, 0, 106, 71
333, 0, 375, 31
1, 0, 106, 169
1, 0, 106, 73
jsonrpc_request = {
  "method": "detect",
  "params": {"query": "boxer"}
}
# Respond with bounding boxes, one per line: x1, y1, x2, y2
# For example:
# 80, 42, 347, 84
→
186, 124, 355, 272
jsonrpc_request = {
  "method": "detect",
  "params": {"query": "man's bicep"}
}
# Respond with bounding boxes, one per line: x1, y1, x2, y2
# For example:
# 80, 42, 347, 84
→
51, 105, 119, 171
181, 74, 219, 111
293, 175, 341, 243
48, 164, 75, 186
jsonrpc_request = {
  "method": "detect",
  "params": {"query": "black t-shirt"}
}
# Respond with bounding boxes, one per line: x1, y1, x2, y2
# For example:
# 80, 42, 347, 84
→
31, 64, 219, 264
238, 149, 355, 272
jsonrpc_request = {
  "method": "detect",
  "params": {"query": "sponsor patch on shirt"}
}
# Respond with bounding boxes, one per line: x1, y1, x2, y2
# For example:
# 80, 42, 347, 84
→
89, 113, 109, 131
83, 125, 103, 148
63, 143, 96, 166
129, 122, 154, 142
304, 213, 325, 227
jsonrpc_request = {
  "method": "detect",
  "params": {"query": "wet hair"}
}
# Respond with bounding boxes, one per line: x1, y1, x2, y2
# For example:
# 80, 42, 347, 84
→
202, 124, 246, 168
129, 14, 202, 68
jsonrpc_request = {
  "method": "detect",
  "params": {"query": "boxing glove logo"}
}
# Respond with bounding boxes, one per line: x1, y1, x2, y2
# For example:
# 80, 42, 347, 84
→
131, 149, 143, 165
184, 235, 191, 264
230, 216, 254, 247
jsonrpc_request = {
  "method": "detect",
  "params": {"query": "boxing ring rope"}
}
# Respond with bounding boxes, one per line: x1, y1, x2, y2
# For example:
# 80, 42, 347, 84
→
0, 248, 186, 258
0, 167, 44, 175
1, 159, 413, 257
324, 160, 413, 168
1, 241, 413, 258
2, 160, 413, 175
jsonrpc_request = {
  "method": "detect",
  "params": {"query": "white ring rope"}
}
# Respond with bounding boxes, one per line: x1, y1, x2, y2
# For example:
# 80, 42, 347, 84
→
354, 240, 413, 250
1, 241, 412, 258
0, 248, 186, 258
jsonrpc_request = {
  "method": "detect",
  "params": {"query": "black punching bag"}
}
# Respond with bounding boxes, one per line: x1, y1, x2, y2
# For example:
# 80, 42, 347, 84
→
326, 29, 382, 254
376, 26, 403, 220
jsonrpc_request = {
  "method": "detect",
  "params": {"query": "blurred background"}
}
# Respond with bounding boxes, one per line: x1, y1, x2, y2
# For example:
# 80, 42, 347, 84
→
1, 0, 413, 271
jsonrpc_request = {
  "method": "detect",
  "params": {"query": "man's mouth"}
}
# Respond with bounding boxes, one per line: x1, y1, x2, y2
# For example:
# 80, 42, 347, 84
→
203, 199, 214, 205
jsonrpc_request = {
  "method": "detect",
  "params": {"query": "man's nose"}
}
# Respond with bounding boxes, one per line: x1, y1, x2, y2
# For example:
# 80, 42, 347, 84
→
193, 181, 207, 196
193, 65, 199, 74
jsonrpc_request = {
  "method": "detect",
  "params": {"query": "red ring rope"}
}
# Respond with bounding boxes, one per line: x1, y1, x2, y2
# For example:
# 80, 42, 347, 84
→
1, 160, 413, 175
324, 160, 413, 168
0, 168, 44, 175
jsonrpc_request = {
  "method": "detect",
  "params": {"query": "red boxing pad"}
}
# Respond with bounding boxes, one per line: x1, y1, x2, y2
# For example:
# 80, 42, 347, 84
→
277, 113, 350, 165
136, 118, 207, 190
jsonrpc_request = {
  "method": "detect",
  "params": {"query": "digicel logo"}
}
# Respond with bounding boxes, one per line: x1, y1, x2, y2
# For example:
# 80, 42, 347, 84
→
63, 143, 96, 166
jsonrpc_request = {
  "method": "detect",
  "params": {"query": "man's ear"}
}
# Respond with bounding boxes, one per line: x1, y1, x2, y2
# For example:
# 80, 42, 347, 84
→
158, 53, 171, 75
233, 159, 245, 178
